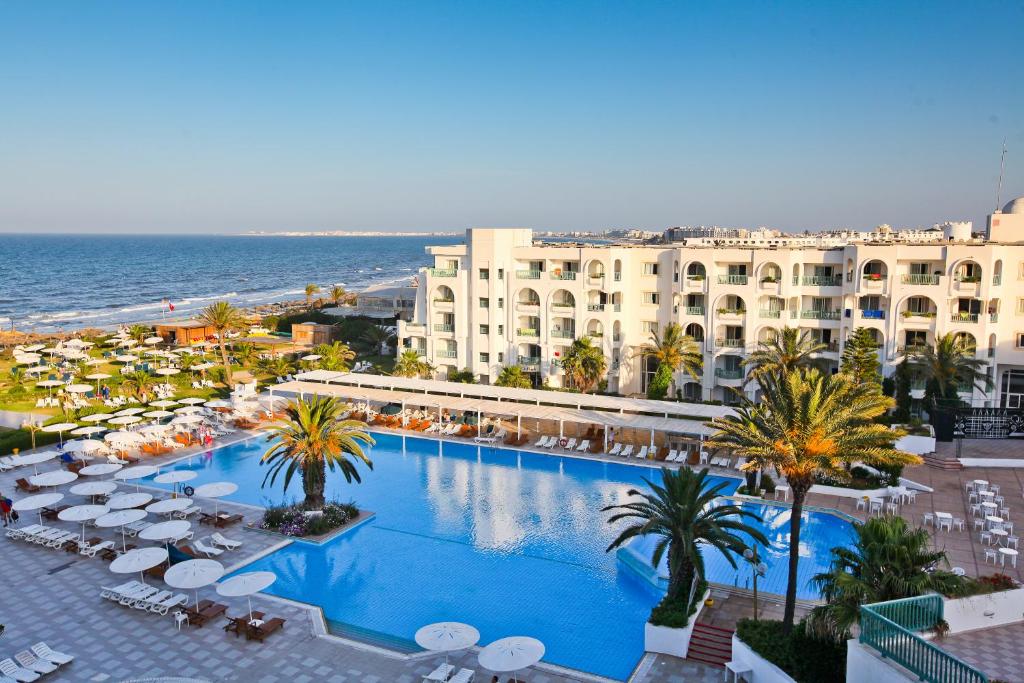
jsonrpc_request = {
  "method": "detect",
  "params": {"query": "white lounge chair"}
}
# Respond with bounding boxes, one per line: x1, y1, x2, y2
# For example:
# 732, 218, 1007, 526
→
135, 590, 172, 610
666, 449, 678, 462
151, 592, 188, 615
194, 539, 223, 557
542, 437, 557, 449
564, 438, 577, 450
608, 443, 623, 456
211, 532, 242, 550
14, 651, 56, 676
81, 540, 114, 557
577, 439, 590, 452
636, 446, 648, 459
100, 581, 142, 600
620, 445, 634, 458
0, 657, 40, 682
174, 506, 201, 520
423, 663, 454, 682
7, 524, 45, 540
533, 435, 548, 447
30, 644, 72, 667
448, 669, 475, 683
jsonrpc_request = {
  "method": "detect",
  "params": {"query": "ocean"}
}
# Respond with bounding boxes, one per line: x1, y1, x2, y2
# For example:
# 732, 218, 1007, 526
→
0, 233, 464, 332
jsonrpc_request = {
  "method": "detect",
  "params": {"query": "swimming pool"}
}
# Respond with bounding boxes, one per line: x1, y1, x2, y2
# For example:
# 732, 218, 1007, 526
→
153, 433, 854, 680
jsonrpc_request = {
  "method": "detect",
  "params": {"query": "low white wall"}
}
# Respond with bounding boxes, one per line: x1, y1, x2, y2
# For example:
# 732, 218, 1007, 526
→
895, 434, 936, 456
729, 635, 796, 683
959, 458, 1024, 469
643, 589, 709, 659
808, 484, 890, 500
846, 639, 915, 683
943, 587, 1024, 633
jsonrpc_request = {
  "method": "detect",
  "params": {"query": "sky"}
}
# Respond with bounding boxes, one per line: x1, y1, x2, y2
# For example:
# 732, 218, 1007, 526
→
0, 1, 1022, 235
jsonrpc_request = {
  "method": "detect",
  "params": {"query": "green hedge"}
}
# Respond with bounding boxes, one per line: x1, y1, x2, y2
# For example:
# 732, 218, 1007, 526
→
649, 580, 708, 628
736, 619, 847, 683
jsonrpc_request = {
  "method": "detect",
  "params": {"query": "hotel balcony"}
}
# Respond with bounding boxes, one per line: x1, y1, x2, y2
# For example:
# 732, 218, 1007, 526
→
516, 328, 540, 338
433, 324, 454, 333
813, 340, 840, 353
520, 357, 541, 372
550, 303, 575, 312
859, 309, 885, 320
900, 274, 940, 285
716, 308, 746, 317
516, 270, 542, 280
989, 313, 999, 323
550, 329, 575, 339
715, 338, 745, 349
758, 309, 782, 319
587, 303, 605, 312
684, 306, 705, 316
950, 312, 979, 324
714, 368, 744, 380
429, 268, 457, 278
550, 271, 577, 281
896, 344, 932, 355
516, 301, 540, 312
799, 309, 841, 320
717, 274, 748, 285
796, 275, 843, 287
436, 349, 458, 359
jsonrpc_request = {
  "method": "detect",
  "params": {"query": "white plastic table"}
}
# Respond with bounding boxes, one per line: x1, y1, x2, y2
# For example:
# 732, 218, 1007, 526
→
725, 661, 753, 682
774, 485, 790, 501
992, 529, 1009, 545
999, 547, 1018, 568
973, 479, 989, 487
982, 502, 998, 510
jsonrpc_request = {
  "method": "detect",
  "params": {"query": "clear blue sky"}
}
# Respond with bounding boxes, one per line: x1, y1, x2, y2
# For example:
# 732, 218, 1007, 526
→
0, 1, 1021, 234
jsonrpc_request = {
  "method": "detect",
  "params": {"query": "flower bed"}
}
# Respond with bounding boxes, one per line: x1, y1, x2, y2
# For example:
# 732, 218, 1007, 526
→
260, 500, 359, 538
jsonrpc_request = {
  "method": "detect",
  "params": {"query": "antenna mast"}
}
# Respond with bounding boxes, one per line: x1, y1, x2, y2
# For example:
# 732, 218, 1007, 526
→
996, 138, 1007, 211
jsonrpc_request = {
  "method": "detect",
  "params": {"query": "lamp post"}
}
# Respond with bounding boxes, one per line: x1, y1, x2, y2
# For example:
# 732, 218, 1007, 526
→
743, 546, 768, 620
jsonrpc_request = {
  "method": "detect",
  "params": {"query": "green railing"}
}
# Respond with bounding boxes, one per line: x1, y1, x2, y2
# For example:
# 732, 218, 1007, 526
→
901, 274, 940, 285
516, 328, 539, 337
797, 275, 843, 286
717, 274, 748, 285
429, 268, 457, 277
714, 368, 743, 380
759, 309, 782, 319
516, 270, 542, 279
860, 595, 987, 683
550, 271, 577, 280
684, 306, 705, 316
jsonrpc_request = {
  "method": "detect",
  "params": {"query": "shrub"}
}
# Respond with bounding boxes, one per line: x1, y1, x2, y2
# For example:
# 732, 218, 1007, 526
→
260, 500, 359, 537
736, 618, 846, 683
649, 579, 708, 627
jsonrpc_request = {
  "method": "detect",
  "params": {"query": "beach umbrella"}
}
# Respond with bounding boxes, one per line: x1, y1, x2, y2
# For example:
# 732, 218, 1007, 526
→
58, 503, 109, 538
13, 492, 64, 524
29, 470, 78, 488
16, 354, 42, 364
64, 339, 86, 348
13, 450, 59, 473
110, 547, 167, 583
416, 622, 481, 669
84, 358, 106, 367
35, 379, 63, 396
96, 508, 148, 551
41, 347, 60, 355
155, 368, 180, 379
146, 497, 193, 516
174, 405, 204, 414
170, 415, 204, 426
204, 400, 233, 409
70, 425, 106, 437
193, 481, 237, 515
139, 519, 192, 543
164, 559, 225, 607
179, 397, 207, 405
114, 354, 139, 363
107, 492, 153, 510
24, 365, 49, 375
24, 344, 45, 352
108, 415, 143, 426
144, 336, 164, 345
142, 410, 174, 419
114, 464, 159, 487
65, 438, 106, 454
105, 431, 144, 445
148, 399, 179, 408
81, 413, 114, 423
192, 362, 215, 371
217, 571, 277, 621
300, 354, 321, 361
153, 470, 197, 496
66, 384, 93, 395
85, 372, 112, 391
70, 480, 118, 499
478, 637, 545, 683
79, 463, 122, 477
42, 422, 78, 447
114, 408, 146, 417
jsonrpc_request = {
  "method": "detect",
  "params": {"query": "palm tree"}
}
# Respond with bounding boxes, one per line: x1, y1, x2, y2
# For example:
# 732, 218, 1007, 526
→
232, 342, 258, 368
199, 301, 246, 386
707, 369, 920, 632
257, 355, 296, 379
304, 283, 321, 310
360, 324, 395, 354
392, 349, 434, 379
808, 516, 968, 640
121, 370, 155, 401
329, 285, 346, 308
314, 341, 356, 372
495, 364, 532, 388
560, 336, 607, 393
21, 419, 43, 450
604, 468, 768, 606
261, 396, 374, 509
905, 332, 991, 409
640, 323, 702, 399
127, 324, 151, 345
743, 326, 826, 387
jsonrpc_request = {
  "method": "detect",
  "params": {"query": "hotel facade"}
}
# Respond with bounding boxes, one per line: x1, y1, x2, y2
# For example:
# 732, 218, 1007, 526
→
397, 198, 1024, 409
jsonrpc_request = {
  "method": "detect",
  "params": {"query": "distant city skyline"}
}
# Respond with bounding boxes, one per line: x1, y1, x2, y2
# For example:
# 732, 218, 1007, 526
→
0, 1, 1021, 235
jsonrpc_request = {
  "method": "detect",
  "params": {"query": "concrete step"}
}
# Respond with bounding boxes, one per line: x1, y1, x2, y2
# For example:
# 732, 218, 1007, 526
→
687, 622, 734, 668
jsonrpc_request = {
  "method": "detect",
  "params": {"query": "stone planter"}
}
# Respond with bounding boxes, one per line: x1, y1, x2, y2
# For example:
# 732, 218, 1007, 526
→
643, 588, 710, 658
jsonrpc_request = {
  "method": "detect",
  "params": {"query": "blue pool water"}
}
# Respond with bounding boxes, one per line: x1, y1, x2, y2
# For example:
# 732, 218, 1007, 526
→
153, 433, 855, 680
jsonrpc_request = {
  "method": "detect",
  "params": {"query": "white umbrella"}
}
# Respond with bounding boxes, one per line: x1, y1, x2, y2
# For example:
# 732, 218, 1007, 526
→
70, 426, 106, 436
139, 519, 192, 542
193, 481, 237, 515
114, 354, 140, 363
65, 438, 106, 453
79, 463, 122, 477
154, 470, 197, 485
144, 336, 164, 345
478, 637, 545, 683
64, 339, 87, 348
13, 450, 58, 473
217, 571, 277, 621
174, 406, 203, 414
24, 344, 45, 352
192, 362, 215, 371
16, 353, 42, 363
146, 497, 193, 516
108, 415, 143, 426
301, 354, 321, 361
142, 410, 174, 419
416, 622, 481, 668
107, 492, 153, 510
70, 480, 118, 498
41, 347, 60, 355
110, 547, 167, 583
66, 384, 93, 394
29, 470, 78, 488
58, 503, 109, 537
96, 508, 148, 551
165, 558, 225, 607
24, 365, 49, 375
114, 408, 146, 417
85, 372, 112, 391
42, 422, 78, 447
148, 399, 180, 408
84, 358, 106, 366
170, 415, 204, 426
81, 413, 114, 423
35, 379, 63, 395
178, 397, 207, 405
12, 492, 64, 524
105, 431, 144, 444
114, 465, 159, 491
204, 400, 233, 409
155, 368, 180, 378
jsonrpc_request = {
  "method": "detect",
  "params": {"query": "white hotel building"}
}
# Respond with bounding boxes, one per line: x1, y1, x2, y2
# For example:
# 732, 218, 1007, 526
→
397, 198, 1024, 409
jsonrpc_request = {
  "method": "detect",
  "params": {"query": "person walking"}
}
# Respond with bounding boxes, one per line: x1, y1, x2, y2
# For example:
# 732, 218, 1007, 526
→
0, 493, 13, 527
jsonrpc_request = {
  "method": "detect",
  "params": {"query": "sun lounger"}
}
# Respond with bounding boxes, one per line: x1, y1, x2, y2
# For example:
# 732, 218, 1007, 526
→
135, 590, 172, 610
15, 478, 40, 494
224, 611, 265, 637
124, 520, 153, 537
564, 438, 577, 450
620, 445, 634, 458
423, 663, 454, 682
533, 435, 548, 447
0, 657, 40, 682
188, 602, 228, 627
69, 536, 102, 553
246, 616, 285, 641
576, 439, 590, 452
174, 505, 201, 519
6, 524, 45, 540
542, 437, 557, 449
636, 446, 648, 459
666, 449, 678, 462
448, 668, 475, 683
120, 585, 159, 606
210, 532, 242, 550
30, 643, 72, 667
45, 530, 79, 548
13, 651, 56, 676
81, 540, 115, 557
100, 581, 142, 600
194, 539, 223, 557
150, 593, 188, 615
608, 443, 622, 456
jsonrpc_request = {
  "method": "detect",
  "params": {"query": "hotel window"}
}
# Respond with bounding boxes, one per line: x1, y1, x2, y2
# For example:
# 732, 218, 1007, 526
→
643, 292, 660, 305
497, 352, 504, 363
479, 352, 490, 363
479, 297, 489, 308
498, 298, 504, 309
479, 324, 489, 335
479, 268, 489, 280
643, 262, 659, 276
1017, 333, 1024, 348
497, 324, 504, 335
498, 268, 504, 280
1017, 299, 1024, 315
642, 321, 659, 336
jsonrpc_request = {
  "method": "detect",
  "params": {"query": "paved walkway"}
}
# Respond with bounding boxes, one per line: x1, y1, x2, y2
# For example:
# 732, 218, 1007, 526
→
936, 622, 1024, 682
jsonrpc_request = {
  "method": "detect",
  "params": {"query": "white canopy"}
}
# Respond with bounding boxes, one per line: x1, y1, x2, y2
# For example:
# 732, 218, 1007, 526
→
139, 520, 192, 542
114, 465, 159, 481
107, 492, 154, 510
108, 415, 143, 425
70, 481, 118, 497
12, 492, 64, 512
110, 547, 167, 578
478, 637, 545, 675
415, 622, 481, 654
79, 463, 122, 476
148, 400, 180, 408
153, 470, 197, 485
178, 397, 207, 405
13, 451, 58, 467
81, 413, 114, 422
29, 470, 78, 487
114, 408, 146, 417
64, 438, 106, 452
164, 559, 225, 605
193, 482, 238, 498
142, 410, 174, 418
70, 426, 106, 436
42, 422, 77, 433
65, 384, 93, 394
146, 497, 193, 515
96, 508, 147, 528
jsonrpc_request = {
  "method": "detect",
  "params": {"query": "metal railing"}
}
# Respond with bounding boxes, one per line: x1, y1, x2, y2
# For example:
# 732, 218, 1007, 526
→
517, 300, 540, 309
860, 309, 885, 319
433, 324, 454, 333
797, 275, 843, 286
516, 328, 539, 337
901, 274, 940, 285
800, 309, 841, 320
717, 308, 746, 316
429, 268, 457, 277
684, 306, 705, 316
587, 303, 605, 312
550, 271, 577, 280
717, 274, 748, 285
550, 329, 574, 339
716, 338, 745, 348
993, 275, 1002, 286
860, 595, 987, 683
714, 368, 743, 380
436, 350, 457, 358
950, 313, 979, 323
990, 313, 999, 323
551, 302, 575, 309
759, 309, 781, 319
516, 270, 542, 279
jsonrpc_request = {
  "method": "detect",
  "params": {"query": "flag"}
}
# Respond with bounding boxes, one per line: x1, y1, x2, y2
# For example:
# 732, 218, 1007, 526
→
168, 301, 175, 312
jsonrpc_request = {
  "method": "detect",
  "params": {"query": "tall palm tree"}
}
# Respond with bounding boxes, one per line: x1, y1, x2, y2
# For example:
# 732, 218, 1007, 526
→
121, 370, 155, 400
232, 342, 258, 368
495, 364, 532, 388
261, 396, 374, 509
905, 332, 991, 408
640, 323, 702, 399
304, 283, 321, 310
199, 301, 247, 386
257, 355, 296, 379
360, 324, 395, 354
329, 285, 346, 308
808, 516, 968, 640
743, 326, 826, 386
127, 324, 151, 345
707, 369, 919, 632
392, 349, 434, 379
560, 336, 607, 393
314, 341, 356, 372
604, 468, 768, 606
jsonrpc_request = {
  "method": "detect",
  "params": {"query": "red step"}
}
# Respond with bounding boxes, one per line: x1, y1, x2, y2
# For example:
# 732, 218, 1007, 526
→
687, 622, 734, 668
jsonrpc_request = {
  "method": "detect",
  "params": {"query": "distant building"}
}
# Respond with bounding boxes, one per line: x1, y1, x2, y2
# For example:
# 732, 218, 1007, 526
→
155, 320, 216, 345
291, 322, 336, 347
323, 282, 417, 320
